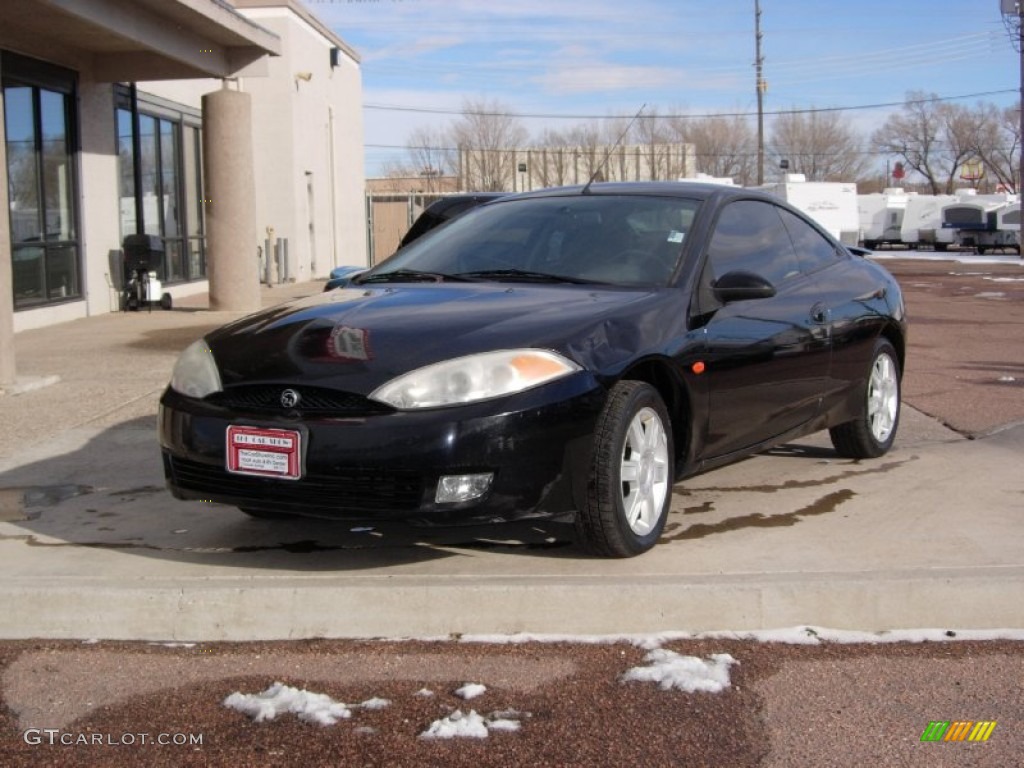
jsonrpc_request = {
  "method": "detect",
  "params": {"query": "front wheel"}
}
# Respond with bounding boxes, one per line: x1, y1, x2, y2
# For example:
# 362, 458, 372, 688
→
829, 338, 901, 458
576, 381, 674, 558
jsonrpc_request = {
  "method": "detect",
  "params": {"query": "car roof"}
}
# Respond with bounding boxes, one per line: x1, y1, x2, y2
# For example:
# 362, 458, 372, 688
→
424, 192, 507, 215
504, 181, 763, 204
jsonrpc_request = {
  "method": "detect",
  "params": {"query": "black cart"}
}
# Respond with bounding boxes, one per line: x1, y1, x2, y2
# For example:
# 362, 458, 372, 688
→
122, 234, 172, 311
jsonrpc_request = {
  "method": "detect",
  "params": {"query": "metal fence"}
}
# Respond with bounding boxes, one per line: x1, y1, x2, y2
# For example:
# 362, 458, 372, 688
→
365, 193, 448, 264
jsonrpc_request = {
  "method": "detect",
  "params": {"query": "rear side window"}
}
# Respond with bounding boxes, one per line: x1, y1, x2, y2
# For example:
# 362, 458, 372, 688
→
706, 200, 801, 286
778, 207, 842, 273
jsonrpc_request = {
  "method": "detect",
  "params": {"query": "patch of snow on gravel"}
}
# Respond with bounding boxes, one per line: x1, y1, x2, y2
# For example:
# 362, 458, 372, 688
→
621, 650, 737, 693
454, 682, 487, 700
419, 709, 490, 739
223, 682, 352, 726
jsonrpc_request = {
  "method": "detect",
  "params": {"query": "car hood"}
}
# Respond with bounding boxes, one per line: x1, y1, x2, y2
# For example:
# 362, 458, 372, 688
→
206, 283, 676, 393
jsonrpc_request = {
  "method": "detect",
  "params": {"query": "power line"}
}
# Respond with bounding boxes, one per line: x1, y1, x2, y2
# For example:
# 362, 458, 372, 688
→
364, 142, 1021, 159
363, 88, 1018, 121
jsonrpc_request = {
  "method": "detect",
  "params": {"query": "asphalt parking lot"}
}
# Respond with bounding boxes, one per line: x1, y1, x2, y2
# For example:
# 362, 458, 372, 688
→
1, 252, 1022, 766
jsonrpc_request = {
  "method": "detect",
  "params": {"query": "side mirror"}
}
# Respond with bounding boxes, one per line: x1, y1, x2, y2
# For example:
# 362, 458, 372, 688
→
712, 270, 777, 303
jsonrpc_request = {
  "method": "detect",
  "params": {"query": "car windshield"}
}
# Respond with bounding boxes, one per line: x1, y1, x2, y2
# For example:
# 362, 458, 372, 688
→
361, 194, 701, 288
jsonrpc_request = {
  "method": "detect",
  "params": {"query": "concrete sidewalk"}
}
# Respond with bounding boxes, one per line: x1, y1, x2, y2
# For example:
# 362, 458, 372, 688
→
0, 280, 321, 459
0, 278, 1022, 641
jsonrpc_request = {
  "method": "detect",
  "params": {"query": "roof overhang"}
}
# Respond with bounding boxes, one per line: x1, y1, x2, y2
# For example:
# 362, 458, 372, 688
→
0, 0, 281, 81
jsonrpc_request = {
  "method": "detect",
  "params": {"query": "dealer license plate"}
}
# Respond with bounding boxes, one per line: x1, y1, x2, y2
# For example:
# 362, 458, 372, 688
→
226, 426, 302, 480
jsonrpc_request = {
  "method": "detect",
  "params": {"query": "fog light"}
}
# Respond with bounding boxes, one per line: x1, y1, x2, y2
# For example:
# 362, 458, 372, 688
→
436, 473, 493, 504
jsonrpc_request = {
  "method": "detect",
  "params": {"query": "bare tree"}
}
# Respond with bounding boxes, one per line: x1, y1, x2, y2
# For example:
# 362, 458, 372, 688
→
871, 92, 978, 194
401, 126, 455, 193
970, 101, 1021, 193
562, 120, 613, 183
669, 114, 756, 185
632, 108, 677, 179
769, 109, 869, 182
451, 97, 528, 191
534, 127, 574, 187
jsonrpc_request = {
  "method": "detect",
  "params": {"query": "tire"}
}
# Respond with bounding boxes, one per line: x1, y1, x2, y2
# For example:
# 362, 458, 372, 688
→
829, 338, 901, 459
238, 507, 293, 520
575, 380, 674, 558
160, 293, 173, 310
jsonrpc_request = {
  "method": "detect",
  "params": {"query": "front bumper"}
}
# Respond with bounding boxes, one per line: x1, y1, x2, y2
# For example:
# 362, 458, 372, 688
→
158, 375, 606, 525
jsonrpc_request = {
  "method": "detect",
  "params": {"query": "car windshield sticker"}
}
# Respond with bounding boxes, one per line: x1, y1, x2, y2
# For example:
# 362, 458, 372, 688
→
667, 230, 685, 243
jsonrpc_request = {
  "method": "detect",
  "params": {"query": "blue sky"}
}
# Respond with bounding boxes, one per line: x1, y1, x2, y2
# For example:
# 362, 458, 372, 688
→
311, 0, 1021, 176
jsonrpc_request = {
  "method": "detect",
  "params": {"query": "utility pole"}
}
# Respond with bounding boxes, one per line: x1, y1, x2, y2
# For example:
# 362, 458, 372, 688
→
1003, 0, 1024, 257
1018, 2, 1023, 258
755, 0, 766, 185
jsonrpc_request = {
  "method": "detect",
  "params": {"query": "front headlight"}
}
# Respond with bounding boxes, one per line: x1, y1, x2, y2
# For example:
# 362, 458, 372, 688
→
370, 349, 580, 409
169, 338, 223, 398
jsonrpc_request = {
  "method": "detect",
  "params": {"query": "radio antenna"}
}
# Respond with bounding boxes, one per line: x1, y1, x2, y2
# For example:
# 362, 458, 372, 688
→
581, 103, 647, 195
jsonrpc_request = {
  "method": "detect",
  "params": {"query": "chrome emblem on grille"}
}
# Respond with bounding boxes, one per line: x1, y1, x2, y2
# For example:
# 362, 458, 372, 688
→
280, 389, 301, 408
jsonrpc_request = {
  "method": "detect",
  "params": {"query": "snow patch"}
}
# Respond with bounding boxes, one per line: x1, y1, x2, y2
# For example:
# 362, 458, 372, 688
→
419, 708, 523, 739
487, 717, 523, 732
419, 709, 490, 739
455, 682, 487, 700
458, 626, 1024, 647
622, 650, 737, 693
223, 682, 352, 726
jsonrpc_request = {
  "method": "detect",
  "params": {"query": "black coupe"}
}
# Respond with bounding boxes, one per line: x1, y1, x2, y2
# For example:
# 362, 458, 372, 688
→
159, 182, 906, 557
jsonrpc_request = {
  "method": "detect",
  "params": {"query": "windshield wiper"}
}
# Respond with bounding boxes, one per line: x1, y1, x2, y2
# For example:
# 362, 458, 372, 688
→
356, 269, 471, 284
455, 269, 597, 285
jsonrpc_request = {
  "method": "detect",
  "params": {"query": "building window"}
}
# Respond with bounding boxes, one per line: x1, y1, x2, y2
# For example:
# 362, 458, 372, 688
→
3, 53, 79, 310
115, 88, 204, 284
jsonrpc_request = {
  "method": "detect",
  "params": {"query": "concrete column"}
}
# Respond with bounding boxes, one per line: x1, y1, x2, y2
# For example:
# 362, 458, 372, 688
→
0, 66, 17, 388
201, 86, 261, 312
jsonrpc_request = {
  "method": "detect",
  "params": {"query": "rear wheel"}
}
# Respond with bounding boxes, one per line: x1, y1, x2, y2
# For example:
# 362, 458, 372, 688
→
829, 338, 901, 458
576, 381, 673, 558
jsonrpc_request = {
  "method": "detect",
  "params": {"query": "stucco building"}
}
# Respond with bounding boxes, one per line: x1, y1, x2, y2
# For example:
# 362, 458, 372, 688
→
1, 0, 366, 388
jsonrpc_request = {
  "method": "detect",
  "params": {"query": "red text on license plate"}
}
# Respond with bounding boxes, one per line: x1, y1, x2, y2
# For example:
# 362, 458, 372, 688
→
226, 426, 301, 479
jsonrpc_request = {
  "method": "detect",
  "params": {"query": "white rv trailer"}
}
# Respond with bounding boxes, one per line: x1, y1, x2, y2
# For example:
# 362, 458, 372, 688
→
996, 203, 1021, 242
858, 188, 912, 249
756, 174, 860, 244
900, 194, 957, 249
942, 194, 1021, 254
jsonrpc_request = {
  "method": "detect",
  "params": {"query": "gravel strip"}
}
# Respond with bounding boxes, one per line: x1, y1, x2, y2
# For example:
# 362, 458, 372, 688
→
2, 638, 1021, 767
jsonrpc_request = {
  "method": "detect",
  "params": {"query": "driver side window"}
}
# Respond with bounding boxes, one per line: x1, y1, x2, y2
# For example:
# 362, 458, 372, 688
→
707, 200, 801, 286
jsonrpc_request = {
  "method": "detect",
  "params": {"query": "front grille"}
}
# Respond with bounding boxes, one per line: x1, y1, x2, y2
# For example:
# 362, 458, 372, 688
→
166, 455, 425, 515
207, 385, 391, 416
